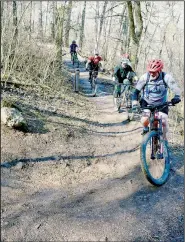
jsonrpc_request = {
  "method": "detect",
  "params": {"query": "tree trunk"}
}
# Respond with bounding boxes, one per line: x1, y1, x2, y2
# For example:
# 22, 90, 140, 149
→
127, 1, 143, 70
104, 3, 114, 60
38, 1, 43, 40
44, 1, 49, 38
1, 1, 4, 24
32, 1, 35, 33
98, 1, 108, 44
79, 1, 86, 49
29, 1, 32, 40
55, 5, 66, 62
13, 0, 18, 39
94, 1, 99, 52
64, 1, 72, 47
124, 16, 130, 53
51, 1, 56, 41
114, 4, 126, 55
1, 1, 4, 62
76, 11, 81, 42
12, 0, 18, 58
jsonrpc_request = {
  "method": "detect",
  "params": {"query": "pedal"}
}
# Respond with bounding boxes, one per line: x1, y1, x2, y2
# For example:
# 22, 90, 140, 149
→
156, 153, 164, 159
126, 105, 132, 108
150, 154, 156, 160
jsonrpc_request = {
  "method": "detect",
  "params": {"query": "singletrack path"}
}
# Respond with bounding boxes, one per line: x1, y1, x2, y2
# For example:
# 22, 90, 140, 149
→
1, 54, 184, 242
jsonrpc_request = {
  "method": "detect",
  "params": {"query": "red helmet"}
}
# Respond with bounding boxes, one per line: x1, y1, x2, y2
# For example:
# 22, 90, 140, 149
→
147, 59, 164, 72
122, 53, 130, 59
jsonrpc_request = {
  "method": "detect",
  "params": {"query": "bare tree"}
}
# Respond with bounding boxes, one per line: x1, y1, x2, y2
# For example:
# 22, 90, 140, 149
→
114, 3, 127, 55
103, 2, 114, 60
98, 1, 108, 44
64, 1, 73, 47
32, 1, 35, 33
55, 4, 66, 61
38, 1, 43, 40
94, 1, 99, 52
29, 1, 32, 40
1, 0, 4, 25
12, 0, 18, 58
127, 1, 143, 70
13, 0, 18, 40
79, 1, 86, 49
44, 1, 50, 38
51, 1, 57, 41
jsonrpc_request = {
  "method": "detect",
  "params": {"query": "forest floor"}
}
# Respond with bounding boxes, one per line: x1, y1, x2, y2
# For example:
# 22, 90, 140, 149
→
1, 54, 184, 242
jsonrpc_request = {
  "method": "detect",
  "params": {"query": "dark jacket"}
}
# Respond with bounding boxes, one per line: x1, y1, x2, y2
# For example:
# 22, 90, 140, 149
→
114, 65, 137, 84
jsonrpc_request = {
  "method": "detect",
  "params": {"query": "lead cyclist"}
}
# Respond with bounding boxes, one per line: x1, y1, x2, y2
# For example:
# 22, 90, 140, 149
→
132, 59, 181, 140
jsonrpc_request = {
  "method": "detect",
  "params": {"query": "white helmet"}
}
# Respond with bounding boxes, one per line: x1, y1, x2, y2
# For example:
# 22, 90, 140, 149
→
121, 58, 132, 67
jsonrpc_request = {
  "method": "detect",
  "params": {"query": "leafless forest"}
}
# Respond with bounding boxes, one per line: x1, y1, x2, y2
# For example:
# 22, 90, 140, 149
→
1, 1, 184, 120
1, 2, 184, 241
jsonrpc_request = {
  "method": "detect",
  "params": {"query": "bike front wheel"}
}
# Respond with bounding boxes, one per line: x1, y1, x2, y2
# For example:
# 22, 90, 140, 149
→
113, 96, 122, 112
140, 131, 170, 186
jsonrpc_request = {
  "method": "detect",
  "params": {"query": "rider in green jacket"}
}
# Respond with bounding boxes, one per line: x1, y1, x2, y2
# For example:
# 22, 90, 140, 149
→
113, 58, 138, 98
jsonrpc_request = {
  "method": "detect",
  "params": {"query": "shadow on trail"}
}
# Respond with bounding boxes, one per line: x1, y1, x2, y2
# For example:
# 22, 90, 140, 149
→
2, 145, 184, 241
1, 145, 140, 168
47, 119, 142, 136
20, 102, 135, 128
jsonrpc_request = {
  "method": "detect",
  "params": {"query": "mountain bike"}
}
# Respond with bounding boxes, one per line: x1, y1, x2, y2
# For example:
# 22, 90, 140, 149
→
71, 52, 79, 68
140, 101, 175, 186
113, 80, 135, 121
89, 69, 98, 97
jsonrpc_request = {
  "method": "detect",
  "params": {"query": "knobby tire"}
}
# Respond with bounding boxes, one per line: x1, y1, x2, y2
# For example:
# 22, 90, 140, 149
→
140, 130, 170, 186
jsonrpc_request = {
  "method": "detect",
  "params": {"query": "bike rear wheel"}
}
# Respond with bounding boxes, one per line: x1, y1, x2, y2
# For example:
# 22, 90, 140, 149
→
124, 90, 134, 121
91, 77, 97, 96
72, 55, 75, 66
140, 130, 170, 186
113, 90, 122, 112
72, 54, 79, 67
113, 96, 122, 112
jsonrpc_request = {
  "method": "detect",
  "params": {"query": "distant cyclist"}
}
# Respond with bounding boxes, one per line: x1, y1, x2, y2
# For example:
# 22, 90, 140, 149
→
86, 52, 102, 80
70, 40, 78, 61
113, 58, 138, 98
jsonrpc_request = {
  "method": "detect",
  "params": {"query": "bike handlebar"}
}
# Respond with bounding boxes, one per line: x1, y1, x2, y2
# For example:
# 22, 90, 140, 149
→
113, 82, 135, 87
141, 101, 175, 112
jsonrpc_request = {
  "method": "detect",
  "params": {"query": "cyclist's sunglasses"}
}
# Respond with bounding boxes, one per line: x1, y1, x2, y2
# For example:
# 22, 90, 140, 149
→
149, 71, 159, 76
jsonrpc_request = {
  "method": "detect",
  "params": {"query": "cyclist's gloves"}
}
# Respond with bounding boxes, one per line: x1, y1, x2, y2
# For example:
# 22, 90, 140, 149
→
171, 95, 181, 105
132, 104, 139, 113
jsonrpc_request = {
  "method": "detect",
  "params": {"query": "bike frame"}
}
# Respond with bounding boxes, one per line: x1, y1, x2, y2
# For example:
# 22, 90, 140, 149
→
114, 83, 135, 108
90, 70, 98, 84
114, 82, 134, 96
149, 110, 163, 158
71, 52, 78, 64
142, 102, 173, 158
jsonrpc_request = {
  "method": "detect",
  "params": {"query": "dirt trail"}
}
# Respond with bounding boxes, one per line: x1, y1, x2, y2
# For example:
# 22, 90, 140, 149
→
1, 55, 184, 242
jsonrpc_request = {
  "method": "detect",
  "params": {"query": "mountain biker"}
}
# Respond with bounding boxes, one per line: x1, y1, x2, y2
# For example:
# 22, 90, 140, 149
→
86, 53, 102, 80
132, 59, 181, 140
70, 40, 78, 61
113, 58, 138, 98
